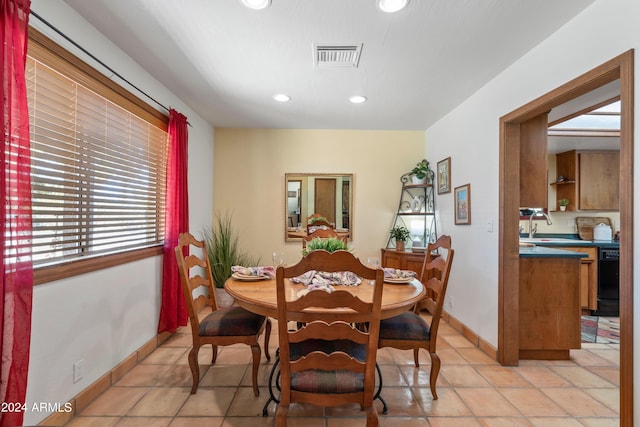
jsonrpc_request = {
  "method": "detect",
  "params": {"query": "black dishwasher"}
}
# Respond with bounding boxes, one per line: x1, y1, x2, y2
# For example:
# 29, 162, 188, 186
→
592, 248, 619, 317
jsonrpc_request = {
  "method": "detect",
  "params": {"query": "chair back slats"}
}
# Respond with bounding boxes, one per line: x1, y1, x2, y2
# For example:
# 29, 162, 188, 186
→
275, 250, 383, 424
292, 352, 365, 372
422, 297, 437, 314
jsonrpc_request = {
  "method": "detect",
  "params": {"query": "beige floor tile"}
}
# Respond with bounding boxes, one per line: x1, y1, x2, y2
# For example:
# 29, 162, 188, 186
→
577, 417, 620, 427
239, 362, 277, 388
497, 387, 566, 417
414, 387, 472, 417
154, 364, 196, 388
437, 348, 468, 365
141, 347, 187, 365
586, 348, 620, 365
441, 335, 476, 348
429, 418, 482, 427
66, 417, 120, 427
324, 417, 371, 427
177, 387, 236, 417
586, 366, 619, 386
219, 416, 275, 426
475, 366, 531, 387
374, 386, 425, 416
201, 364, 247, 388
161, 333, 193, 348
440, 365, 489, 387
399, 365, 449, 388
528, 417, 584, 427
477, 417, 533, 426
550, 366, 618, 388
455, 388, 519, 417
282, 417, 325, 427
114, 417, 172, 427
456, 347, 499, 365
214, 346, 256, 365
81, 387, 148, 416
128, 387, 191, 417
379, 364, 410, 387
226, 386, 272, 416
569, 349, 618, 367
540, 388, 617, 417
514, 366, 572, 388
583, 387, 620, 413
168, 417, 223, 427
115, 364, 171, 387
378, 416, 431, 427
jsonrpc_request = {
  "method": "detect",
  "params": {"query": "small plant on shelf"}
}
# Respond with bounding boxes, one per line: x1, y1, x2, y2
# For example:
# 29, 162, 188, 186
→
558, 198, 569, 211
410, 159, 431, 181
390, 226, 411, 251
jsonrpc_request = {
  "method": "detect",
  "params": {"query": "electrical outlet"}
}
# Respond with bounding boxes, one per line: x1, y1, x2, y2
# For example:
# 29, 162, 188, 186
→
73, 359, 84, 383
567, 219, 575, 228
487, 217, 494, 233
447, 297, 454, 310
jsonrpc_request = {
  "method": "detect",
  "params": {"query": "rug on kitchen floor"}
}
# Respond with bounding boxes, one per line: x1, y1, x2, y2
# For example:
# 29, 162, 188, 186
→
581, 315, 620, 344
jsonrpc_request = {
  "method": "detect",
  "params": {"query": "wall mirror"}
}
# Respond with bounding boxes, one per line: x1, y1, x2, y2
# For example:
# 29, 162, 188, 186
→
284, 173, 353, 242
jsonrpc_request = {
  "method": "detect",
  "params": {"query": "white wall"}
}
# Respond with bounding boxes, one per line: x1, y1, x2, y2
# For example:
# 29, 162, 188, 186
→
25, 1, 214, 424
424, 0, 638, 420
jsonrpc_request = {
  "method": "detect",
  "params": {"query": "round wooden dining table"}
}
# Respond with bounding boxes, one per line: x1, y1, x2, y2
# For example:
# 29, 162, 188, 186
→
224, 276, 425, 322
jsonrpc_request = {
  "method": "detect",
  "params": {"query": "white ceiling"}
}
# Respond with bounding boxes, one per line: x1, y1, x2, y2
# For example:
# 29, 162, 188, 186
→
58, 0, 597, 130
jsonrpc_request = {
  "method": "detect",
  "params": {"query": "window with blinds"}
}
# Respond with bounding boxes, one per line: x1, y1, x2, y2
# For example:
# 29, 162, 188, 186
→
26, 29, 168, 272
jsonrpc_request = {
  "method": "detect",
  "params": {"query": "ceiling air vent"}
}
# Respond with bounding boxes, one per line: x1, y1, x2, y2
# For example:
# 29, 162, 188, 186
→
314, 44, 362, 68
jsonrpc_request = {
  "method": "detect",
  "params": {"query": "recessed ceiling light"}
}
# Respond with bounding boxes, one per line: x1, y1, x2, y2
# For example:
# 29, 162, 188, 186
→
273, 94, 291, 102
241, 0, 271, 10
377, 0, 409, 13
349, 95, 367, 104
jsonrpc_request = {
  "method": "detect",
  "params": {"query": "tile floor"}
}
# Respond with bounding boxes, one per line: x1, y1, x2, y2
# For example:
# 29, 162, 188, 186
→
64, 313, 620, 427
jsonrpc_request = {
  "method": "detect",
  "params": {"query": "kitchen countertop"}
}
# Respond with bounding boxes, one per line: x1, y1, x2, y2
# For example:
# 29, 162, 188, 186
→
518, 233, 619, 257
519, 245, 589, 258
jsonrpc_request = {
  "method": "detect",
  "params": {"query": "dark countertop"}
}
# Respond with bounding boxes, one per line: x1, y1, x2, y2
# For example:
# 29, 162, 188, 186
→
518, 233, 619, 257
519, 245, 589, 259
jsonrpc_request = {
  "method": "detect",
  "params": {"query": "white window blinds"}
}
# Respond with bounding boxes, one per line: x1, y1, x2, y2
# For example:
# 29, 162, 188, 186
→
26, 55, 168, 267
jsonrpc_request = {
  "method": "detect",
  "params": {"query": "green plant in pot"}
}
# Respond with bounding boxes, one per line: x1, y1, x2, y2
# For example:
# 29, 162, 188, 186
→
390, 226, 411, 251
203, 212, 260, 288
308, 215, 329, 224
302, 237, 350, 256
558, 198, 570, 211
410, 159, 431, 183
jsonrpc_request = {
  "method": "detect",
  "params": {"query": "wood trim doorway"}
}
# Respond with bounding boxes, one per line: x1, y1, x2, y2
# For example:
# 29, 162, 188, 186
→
498, 50, 633, 426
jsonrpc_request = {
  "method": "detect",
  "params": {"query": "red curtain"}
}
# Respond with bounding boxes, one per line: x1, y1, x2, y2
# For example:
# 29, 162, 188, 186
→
1, 0, 33, 426
158, 109, 189, 333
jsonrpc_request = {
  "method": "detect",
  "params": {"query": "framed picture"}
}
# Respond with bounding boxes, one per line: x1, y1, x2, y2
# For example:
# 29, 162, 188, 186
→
454, 183, 471, 225
437, 157, 451, 194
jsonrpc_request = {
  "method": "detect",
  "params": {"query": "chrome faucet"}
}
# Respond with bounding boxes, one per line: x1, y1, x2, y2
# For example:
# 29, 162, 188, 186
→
528, 209, 552, 238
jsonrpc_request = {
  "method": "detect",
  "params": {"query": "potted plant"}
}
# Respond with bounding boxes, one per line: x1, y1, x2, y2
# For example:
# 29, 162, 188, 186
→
390, 226, 411, 251
302, 237, 350, 256
308, 215, 329, 224
410, 159, 431, 184
558, 198, 570, 211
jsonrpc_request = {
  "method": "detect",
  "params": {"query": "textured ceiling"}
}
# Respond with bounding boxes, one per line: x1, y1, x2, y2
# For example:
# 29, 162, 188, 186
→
58, 0, 596, 130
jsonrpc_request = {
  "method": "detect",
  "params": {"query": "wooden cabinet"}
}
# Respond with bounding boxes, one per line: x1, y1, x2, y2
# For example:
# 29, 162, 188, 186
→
381, 249, 425, 278
553, 150, 619, 211
519, 256, 582, 360
520, 113, 549, 208
555, 246, 598, 311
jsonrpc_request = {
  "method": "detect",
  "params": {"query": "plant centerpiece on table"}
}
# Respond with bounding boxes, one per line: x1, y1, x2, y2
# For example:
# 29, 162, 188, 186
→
558, 198, 570, 211
410, 159, 431, 184
302, 237, 350, 256
203, 212, 260, 288
308, 215, 329, 224
390, 225, 411, 251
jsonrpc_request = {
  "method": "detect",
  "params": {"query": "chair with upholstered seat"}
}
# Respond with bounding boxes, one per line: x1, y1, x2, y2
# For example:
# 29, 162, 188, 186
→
377, 235, 454, 400
175, 232, 271, 396
275, 250, 384, 427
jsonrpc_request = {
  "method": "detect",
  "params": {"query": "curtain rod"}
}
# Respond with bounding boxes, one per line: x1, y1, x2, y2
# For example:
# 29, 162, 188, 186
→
30, 10, 191, 126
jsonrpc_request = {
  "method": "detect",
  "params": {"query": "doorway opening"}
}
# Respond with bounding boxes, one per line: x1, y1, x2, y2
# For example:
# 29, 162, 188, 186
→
498, 50, 633, 425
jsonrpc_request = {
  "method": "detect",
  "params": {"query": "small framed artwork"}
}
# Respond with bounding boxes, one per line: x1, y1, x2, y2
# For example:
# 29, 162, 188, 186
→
437, 157, 451, 194
454, 183, 471, 225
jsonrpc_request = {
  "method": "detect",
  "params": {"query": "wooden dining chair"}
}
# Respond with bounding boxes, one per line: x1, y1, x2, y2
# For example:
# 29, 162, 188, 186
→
377, 235, 454, 400
275, 250, 384, 427
175, 232, 271, 396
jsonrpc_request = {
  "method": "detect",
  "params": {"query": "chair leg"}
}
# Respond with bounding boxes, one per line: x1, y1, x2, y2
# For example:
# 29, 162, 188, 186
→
188, 346, 200, 394
211, 345, 218, 363
413, 348, 420, 367
429, 351, 441, 400
365, 405, 379, 427
275, 403, 289, 427
264, 318, 272, 361
251, 343, 262, 396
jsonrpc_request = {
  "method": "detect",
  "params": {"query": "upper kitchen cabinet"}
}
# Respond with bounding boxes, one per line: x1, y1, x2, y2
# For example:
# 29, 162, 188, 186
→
553, 149, 619, 211
519, 113, 549, 208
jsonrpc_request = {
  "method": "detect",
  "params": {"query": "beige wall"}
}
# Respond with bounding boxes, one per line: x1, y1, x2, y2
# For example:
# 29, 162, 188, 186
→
213, 128, 425, 265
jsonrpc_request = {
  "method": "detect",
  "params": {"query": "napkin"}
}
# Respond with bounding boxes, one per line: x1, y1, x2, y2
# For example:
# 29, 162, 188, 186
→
382, 268, 416, 279
291, 270, 362, 287
231, 265, 276, 278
